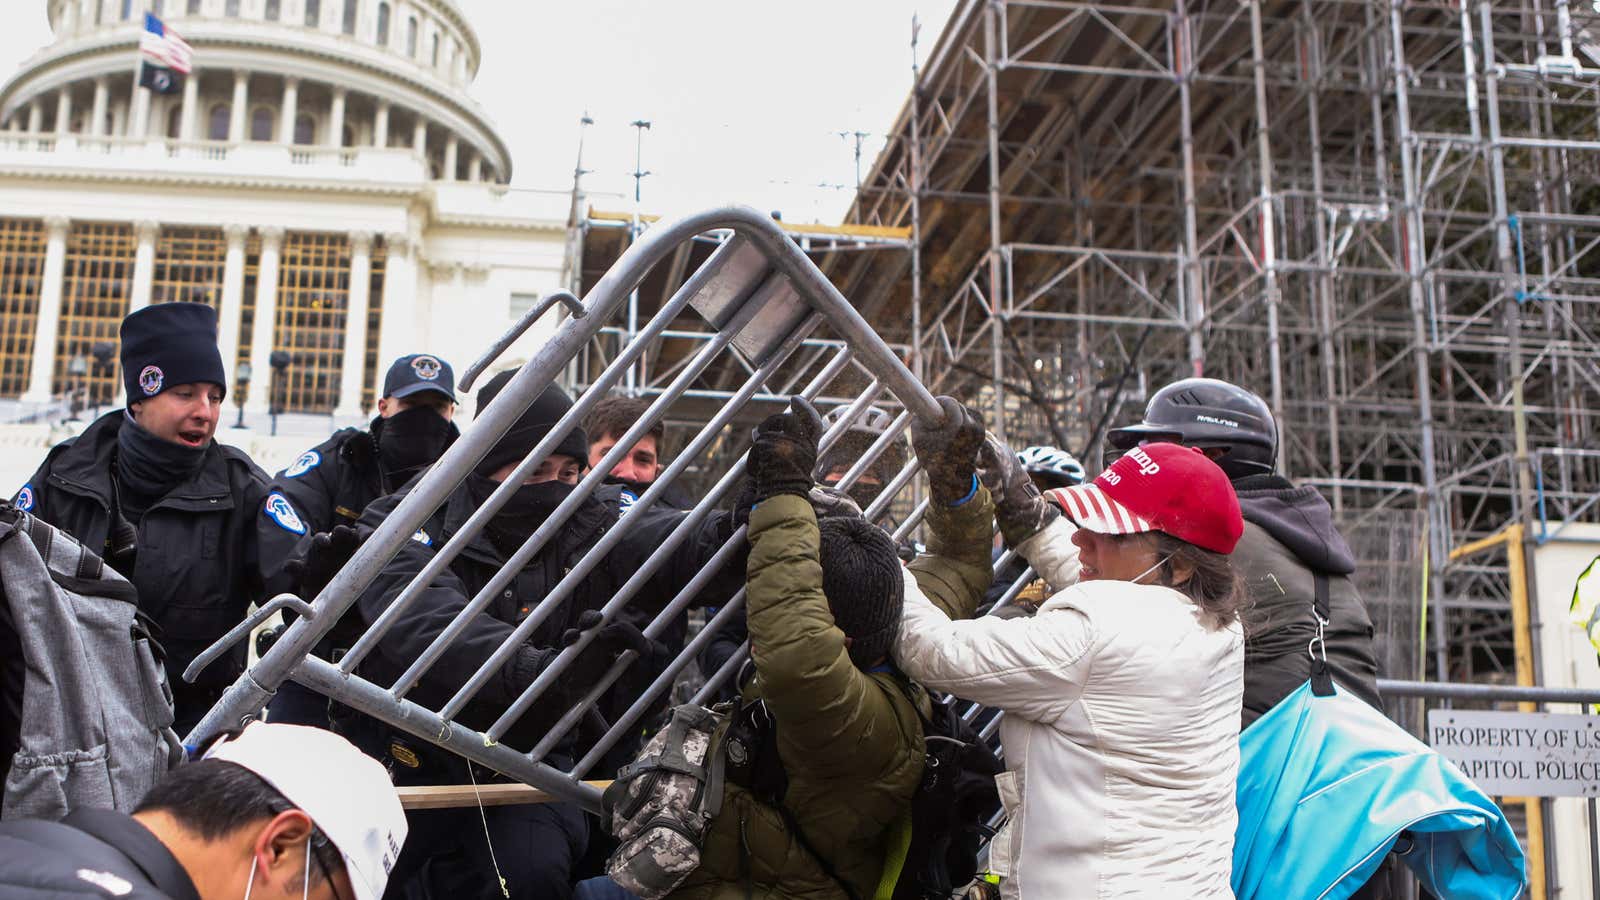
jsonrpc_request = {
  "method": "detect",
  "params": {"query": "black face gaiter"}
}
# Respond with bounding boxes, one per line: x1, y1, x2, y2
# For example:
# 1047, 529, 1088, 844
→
466, 473, 578, 559
603, 474, 654, 498
116, 412, 208, 521
375, 406, 454, 487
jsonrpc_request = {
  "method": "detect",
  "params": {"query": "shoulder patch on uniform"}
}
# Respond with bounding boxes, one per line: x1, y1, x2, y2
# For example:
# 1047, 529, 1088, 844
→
411, 528, 432, 546
15, 484, 34, 512
618, 488, 638, 516
263, 491, 307, 535
284, 450, 321, 478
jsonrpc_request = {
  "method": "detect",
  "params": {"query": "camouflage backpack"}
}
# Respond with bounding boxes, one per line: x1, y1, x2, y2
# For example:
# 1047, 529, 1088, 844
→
601, 704, 730, 899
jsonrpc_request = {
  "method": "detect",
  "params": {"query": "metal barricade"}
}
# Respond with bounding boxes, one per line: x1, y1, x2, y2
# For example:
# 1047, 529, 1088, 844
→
186, 204, 951, 812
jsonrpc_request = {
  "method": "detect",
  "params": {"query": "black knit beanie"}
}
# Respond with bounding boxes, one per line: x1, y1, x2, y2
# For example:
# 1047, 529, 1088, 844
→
119, 302, 227, 402
818, 516, 905, 668
473, 370, 589, 477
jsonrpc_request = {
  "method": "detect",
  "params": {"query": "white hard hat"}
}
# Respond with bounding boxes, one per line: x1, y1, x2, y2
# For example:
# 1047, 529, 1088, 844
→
206, 723, 407, 900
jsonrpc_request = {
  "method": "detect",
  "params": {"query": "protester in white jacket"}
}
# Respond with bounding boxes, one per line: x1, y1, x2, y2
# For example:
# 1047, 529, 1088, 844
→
896, 441, 1248, 900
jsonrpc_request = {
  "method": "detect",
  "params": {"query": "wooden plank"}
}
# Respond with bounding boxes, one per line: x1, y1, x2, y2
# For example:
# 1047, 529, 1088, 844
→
396, 781, 612, 810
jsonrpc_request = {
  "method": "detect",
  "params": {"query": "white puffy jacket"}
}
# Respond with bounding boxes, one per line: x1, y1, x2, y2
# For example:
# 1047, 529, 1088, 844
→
895, 519, 1245, 899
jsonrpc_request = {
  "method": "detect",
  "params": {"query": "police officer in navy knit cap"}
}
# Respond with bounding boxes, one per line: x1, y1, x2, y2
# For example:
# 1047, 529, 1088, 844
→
332, 370, 744, 900
257, 352, 460, 728
14, 302, 272, 734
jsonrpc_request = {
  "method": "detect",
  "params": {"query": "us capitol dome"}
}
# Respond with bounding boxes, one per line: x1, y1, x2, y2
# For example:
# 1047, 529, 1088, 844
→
0, 0, 566, 424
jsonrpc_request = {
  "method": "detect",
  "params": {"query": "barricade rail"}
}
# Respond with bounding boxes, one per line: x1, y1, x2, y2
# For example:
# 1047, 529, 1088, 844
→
189, 204, 947, 812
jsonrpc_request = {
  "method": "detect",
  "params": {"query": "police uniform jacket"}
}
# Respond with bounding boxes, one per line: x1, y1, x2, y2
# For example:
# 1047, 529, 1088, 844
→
350, 482, 741, 759
256, 422, 456, 594
16, 411, 271, 728
0, 805, 200, 899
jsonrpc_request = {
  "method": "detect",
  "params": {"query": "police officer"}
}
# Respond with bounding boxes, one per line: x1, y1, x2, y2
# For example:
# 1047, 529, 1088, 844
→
340, 370, 742, 900
258, 353, 459, 727
14, 302, 272, 734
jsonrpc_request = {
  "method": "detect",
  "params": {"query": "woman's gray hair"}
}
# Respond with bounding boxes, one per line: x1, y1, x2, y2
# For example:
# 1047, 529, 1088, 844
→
1151, 532, 1247, 629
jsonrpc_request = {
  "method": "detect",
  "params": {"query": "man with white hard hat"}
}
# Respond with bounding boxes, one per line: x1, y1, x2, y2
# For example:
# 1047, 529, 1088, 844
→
0, 723, 406, 900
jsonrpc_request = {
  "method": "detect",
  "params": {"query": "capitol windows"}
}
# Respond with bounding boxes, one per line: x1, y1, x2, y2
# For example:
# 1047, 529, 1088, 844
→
187, 0, 201, 13
121, 0, 133, 21
305, 0, 320, 27
293, 113, 314, 145
55, 222, 135, 406
341, 0, 356, 34
431, 33, 439, 67
152, 227, 226, 308
0, 219, 46, 399
273, 232, 352, 413
208, 103, 229, 140
406, 15, 417, 57
376, 2, 390, 45
265, 0, 280, 21
250, 107, 273, 141
225, 0, 239, 16
165, 105, 182, 139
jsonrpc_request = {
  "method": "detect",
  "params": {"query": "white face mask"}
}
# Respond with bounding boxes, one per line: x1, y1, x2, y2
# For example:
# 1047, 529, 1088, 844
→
240, 835, 315, 900
1129, 554, 1173, 586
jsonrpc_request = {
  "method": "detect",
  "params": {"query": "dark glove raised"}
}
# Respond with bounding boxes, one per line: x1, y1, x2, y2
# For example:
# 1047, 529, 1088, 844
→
978, 433, 1062, 547
560, 611, 668, 686
283, 523, 368, 598
749, 395, 824, 503
912, 396, 986, 504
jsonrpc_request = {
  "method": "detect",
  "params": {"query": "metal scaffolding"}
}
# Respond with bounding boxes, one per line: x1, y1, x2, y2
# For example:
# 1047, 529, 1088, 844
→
809, 0, 1600, 685
560, 0, 1600, 685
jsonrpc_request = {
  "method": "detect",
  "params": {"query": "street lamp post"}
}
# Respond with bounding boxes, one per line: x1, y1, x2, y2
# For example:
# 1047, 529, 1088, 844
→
269, 350, 292, 437
66, 354, 88, 418
233, 361, 252, 429
89, 341, 115, 418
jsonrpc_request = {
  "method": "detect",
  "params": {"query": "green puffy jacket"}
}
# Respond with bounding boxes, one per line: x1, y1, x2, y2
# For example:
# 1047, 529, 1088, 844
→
667, 490, 995, 900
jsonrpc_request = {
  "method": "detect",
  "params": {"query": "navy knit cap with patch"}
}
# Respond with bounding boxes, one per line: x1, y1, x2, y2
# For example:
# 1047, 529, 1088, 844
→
383, 353, 457, 402
118, 302, 227, 402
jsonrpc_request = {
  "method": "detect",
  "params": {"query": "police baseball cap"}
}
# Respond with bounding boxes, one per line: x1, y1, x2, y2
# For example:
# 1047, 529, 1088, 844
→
205, 723, 408, 900
382, 353, 455, 402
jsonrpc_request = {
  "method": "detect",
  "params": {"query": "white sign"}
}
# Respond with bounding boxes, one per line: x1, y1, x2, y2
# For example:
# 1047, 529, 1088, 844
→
1428, 709, 1600, 798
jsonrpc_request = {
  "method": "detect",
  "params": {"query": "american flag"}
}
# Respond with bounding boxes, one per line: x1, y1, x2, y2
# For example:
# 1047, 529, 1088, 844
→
138, 13, 192, 94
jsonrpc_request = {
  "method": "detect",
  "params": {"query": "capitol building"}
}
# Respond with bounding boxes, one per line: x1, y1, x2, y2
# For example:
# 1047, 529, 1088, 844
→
0, 0, 567, 429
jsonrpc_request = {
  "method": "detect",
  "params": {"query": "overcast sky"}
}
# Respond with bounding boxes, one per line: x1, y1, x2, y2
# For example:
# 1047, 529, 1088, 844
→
0, 1, 958, 223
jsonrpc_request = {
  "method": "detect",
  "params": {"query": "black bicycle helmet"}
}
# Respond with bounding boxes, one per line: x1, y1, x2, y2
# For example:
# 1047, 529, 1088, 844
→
1107, 377, 1277, 478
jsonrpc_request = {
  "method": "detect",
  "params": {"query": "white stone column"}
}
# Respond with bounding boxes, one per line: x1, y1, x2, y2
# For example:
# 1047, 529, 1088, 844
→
374, 232, 415, 384
442, 134, 458, 181
374, 100, 389, 147
90, 78, 108, 137
334, 231, 373, 417
128, 221, 159, 313
467, 153, 481, 182
229, 71, 248, 141
327, 87, 346, 147
278, 77, 299, 145
21, 217, 71, 404
54, 88, 72, 136
218, 224, 247, 380
131, 82, 150, 138
179, 69, 199, 141
26, 101, 42, 133
412, 116, 427, 158
245, 227, 284, 414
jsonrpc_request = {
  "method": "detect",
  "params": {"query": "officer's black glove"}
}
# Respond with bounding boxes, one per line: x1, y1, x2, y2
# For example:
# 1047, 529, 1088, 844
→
283, 523, 368, 599
912, 396, 986, 505
255, 622, 287, 657
749, 396, 825, 503
978, 432, 1062, 547
560, 611, 668, 689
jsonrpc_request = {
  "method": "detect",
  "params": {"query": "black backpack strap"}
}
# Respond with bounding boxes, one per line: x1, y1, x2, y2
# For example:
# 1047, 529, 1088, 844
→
1310, 573, 1335, 697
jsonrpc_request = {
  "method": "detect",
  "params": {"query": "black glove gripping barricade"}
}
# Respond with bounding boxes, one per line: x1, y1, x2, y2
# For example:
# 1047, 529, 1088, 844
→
182, 204, 1030, 816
